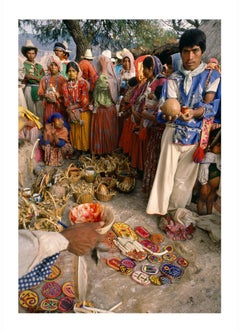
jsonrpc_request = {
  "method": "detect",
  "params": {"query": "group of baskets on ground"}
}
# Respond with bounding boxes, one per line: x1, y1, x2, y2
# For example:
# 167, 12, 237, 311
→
18, 153, 137, 232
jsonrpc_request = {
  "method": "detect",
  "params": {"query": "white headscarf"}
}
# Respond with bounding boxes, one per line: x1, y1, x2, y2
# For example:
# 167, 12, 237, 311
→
120, 49, 136, 78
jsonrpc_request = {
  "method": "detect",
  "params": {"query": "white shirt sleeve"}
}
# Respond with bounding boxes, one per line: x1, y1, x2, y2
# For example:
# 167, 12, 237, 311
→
206, 77, 220, 93
19, 230, 69, 278
166, 79, 179, 99
198, 152, 221, 185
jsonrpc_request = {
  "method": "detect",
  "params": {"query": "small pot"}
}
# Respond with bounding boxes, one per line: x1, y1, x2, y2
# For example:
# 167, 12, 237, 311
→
85, 166, 95, 175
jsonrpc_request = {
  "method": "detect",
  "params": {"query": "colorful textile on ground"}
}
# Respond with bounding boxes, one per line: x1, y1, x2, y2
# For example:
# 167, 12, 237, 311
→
103, 223, 189, 287
19, 253, 60, 291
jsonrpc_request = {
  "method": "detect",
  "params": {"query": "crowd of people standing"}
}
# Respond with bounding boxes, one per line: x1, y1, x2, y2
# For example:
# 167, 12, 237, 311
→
18, 28, 221, 225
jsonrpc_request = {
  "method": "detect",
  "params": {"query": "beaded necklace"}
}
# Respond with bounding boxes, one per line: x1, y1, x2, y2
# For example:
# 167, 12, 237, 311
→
67, 80, 79, 104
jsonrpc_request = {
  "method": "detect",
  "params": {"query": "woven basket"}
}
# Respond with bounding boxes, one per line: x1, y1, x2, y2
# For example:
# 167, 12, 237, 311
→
95, 182, 116, 202
116, 176, 136, 193
95, 191, 116, 202
73, 192, 94, 204
43, 190, 68, 219
67, 163, 82, 184
99, 176, 117, 190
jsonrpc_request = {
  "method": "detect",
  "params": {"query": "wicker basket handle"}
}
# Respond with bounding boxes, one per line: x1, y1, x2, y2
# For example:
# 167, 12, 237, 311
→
45, 190, 58, 218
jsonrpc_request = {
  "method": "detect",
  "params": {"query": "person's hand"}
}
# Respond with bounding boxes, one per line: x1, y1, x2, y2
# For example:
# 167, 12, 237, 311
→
25, 74, 36, 81
162, 114, 179, 122
178, 108, 194, 121
26, 119, 36, 127
61, 222, 105, 256
45, 92, 56, 103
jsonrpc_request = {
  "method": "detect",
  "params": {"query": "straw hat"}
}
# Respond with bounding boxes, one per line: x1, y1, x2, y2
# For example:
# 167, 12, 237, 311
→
62, 41, 72, 54
21, 39, 38, 57
82, 49, 94, 60
102, 50, 112, 59
116, 50, 123, 60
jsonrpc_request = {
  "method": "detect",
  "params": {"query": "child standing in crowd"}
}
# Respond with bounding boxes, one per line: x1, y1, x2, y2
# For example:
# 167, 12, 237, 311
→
38, 55, 67, 125
62, 61, 91, 159
21, 40, 45, 124
197, 128, 221, 215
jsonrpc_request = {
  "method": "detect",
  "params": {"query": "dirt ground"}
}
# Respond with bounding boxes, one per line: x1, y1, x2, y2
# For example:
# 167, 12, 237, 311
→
18, 157, 221, 315
74, 180, 221, 314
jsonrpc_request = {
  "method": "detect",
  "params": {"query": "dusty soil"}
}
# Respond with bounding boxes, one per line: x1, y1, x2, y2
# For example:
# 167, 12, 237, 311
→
76, 180, 221, 314
18, 156, 221, 314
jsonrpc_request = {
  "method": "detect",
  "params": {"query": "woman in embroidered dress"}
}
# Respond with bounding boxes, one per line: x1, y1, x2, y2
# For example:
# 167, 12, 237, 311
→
38, 55, 67, 125
91, 55, 120, 155
129, 55, 164, 174
62, 61, 91, 158
40, 113, 73, 166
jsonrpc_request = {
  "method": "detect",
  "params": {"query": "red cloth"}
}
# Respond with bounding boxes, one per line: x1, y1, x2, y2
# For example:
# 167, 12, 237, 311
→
79, 59, 98, 92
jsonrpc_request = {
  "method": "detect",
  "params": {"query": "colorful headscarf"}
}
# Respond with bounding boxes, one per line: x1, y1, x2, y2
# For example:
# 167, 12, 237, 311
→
152, 56, 163, 77
47, 112, 64, 123
46, 112, 70, 131
66, 60, 88, 84
47, 54, 62, 72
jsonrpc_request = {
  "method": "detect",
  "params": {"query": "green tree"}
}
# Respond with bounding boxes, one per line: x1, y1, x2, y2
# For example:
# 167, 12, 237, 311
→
19, 19, 179, 61
19, 19, 205, 61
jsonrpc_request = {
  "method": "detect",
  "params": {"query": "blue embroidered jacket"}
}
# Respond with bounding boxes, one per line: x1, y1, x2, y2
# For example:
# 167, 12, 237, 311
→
157, 68, 221, 145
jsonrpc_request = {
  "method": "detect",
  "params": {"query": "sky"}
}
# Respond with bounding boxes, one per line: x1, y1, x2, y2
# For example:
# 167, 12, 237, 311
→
1, 1, 240, 333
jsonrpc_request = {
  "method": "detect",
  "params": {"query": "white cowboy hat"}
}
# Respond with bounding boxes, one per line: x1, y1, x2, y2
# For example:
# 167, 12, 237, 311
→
82, 49, 94, 60
102, 50, 112, 59
21, 39, 38, 57
62, 40, 71, 54
116, 50, 123, 60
